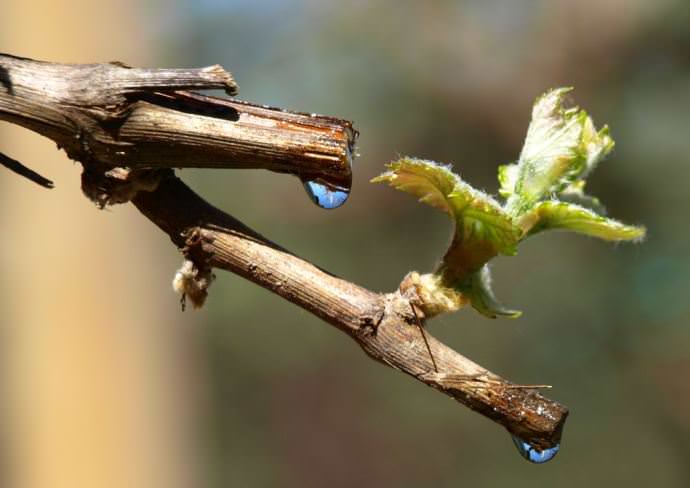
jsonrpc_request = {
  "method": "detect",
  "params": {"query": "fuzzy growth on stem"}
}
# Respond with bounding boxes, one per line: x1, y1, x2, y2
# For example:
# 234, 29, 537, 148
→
172, 259, 216, 310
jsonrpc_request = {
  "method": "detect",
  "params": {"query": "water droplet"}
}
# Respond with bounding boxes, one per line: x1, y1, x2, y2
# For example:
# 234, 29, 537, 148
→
511, 435, 559, 464
302, 178, 350, 209
300, 134, 354, 209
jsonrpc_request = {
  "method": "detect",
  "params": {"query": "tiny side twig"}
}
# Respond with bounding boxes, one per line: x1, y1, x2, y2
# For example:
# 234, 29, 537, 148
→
0, 53, 567, 451
0, 150, 54, 188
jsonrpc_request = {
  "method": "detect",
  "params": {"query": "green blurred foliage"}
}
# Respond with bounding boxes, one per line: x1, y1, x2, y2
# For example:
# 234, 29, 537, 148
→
156, 0, 690, 486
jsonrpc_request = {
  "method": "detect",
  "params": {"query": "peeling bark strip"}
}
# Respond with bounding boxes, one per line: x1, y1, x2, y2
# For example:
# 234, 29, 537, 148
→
0, 53, 567, 449
0, 53, 355, 188
122, 91, 356, 183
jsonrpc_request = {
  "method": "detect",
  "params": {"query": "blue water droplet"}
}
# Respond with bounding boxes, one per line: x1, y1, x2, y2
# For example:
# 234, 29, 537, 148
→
302, 179, 350, 209
511, 435, 560, 464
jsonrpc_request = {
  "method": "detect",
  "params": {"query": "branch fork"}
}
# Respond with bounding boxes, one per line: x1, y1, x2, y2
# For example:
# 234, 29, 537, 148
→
0, 53, 567, 452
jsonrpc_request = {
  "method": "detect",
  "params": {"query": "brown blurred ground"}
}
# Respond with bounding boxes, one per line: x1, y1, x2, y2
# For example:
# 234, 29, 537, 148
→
2, 1, 690, 487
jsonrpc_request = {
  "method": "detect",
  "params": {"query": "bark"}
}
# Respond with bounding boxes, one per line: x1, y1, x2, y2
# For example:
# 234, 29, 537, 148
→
0, 53, 567, 451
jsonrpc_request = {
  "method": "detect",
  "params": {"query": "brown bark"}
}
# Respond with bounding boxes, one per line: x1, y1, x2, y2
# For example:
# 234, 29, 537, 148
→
0, 53, 567, 451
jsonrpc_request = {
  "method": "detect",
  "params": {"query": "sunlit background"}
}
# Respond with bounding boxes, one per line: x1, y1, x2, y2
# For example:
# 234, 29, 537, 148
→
1, 1, 689, 487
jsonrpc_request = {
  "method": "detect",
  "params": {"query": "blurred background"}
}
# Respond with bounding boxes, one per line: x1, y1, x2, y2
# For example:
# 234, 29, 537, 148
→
1, 1, 689, 486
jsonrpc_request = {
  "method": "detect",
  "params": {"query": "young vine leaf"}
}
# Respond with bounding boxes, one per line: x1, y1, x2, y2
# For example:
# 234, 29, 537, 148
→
371, 157, 520, 276
372, 87, 645, 320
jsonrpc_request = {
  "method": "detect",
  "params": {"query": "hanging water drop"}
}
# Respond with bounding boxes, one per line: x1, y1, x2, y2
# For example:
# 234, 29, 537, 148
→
302, 178, 351, 209
300, 136, 355, 209
511, 435, 560, 464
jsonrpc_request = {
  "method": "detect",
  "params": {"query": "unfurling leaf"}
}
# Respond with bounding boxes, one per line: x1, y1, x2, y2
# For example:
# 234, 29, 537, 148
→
580, 115, 615, 177
520, 201, 646, 241
373, 87, 644, 321
503, 88, 614, 215
460, 265, 521, 319
372, 157, 520, 282
498, 163, 519, 199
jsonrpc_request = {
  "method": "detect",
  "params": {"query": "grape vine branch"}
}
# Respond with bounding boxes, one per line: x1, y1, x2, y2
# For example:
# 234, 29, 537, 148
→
0, 53, 566, 451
